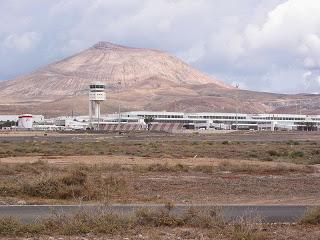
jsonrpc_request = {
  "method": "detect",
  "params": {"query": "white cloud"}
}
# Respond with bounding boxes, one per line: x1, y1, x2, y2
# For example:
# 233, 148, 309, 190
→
3, 32, 41, 52
240, 0, 320, 91
190, 0, 320, 93
1, 0, 320, 93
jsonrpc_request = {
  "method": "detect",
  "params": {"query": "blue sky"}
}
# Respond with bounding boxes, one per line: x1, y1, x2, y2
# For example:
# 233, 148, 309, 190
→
1, 0, 320, 93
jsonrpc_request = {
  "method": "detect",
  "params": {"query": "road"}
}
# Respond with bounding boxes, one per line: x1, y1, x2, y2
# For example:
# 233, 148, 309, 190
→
0, 204, 314, 223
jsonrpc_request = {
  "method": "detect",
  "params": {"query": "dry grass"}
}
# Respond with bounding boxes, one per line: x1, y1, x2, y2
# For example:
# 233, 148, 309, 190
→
1, 140, 320, 165
216, 160, 314, 175
0, 160, 315, 204
300, 207, 320, 225
133, 161, 314, 175
0, 207, 266, 239
230, 222, 265, 240
0, 161, 128, 201
135, 207, 225, 228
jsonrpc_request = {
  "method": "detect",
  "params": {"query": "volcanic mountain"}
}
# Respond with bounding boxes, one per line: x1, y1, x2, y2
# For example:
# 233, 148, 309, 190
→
1, 41, 320, 116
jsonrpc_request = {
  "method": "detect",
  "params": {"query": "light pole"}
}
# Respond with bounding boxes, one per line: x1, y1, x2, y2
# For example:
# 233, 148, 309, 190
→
235, 83, 239, 130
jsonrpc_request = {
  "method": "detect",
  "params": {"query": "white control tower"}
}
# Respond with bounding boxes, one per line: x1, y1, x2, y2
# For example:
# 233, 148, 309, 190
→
89, 82, 106, 129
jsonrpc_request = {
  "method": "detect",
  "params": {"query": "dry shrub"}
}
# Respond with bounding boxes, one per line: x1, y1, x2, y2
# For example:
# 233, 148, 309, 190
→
0, 183, 20, 196
0, 217, 22, 236
135, 207, 224, 228
0, 210, 131, 236
22, 170, 127, 200
135, 208, 184, 227
0, 162, 128, 201
0, 160, 50, 175
0, 208, 266, 238
22, 170, 88, 200
216, 160, 313, 175
181, 207, 225, 228
230, 217, 265, 240
0, 217, 44, 236
131, 163, 191, 173
193, 165, 214, 173
300, 207, 320, 225
43, 210, 131, 235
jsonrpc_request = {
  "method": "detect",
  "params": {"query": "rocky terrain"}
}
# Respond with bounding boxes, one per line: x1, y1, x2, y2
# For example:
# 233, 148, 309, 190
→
1, 41, 320, 116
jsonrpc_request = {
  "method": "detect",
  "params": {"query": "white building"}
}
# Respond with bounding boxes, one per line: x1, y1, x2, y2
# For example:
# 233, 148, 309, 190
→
0, 115, 44, 122
89, 83, 106, 129
90, 111, 320, 131
2, 111, 320, 131
17, 114, 33, 129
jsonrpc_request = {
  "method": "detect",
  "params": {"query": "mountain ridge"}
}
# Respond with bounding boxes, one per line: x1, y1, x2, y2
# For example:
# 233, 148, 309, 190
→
0, 41, 232, 101
1, 41, 320, 116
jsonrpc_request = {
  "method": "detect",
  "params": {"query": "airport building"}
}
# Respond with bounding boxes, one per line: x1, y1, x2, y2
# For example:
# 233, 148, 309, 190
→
90, 111, 320, 131
1, 83, 320, 132
56, 83, 320, 131
1, 111, 320, 132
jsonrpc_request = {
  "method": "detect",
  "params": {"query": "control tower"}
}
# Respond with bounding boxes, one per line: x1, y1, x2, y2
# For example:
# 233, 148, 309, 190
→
89, 83, 106, 128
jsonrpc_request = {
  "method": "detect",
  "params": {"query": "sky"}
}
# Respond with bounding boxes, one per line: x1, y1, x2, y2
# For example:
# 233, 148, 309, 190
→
1, 0, 320, 94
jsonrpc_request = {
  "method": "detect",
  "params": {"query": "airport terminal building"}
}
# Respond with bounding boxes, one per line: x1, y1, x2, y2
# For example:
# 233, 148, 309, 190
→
1, 111, 320, 132
2, 83, 320, 132
87, 111, 320, 131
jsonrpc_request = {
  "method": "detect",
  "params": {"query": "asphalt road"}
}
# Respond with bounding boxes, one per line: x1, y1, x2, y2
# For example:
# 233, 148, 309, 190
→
0, 204, 313, 223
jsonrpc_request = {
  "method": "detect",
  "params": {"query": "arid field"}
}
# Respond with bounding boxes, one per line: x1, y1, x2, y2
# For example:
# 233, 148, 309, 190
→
0, 131, 320, 239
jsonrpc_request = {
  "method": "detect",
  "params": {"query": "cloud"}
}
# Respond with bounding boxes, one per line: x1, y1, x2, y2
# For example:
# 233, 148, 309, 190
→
0, 0, 320, 93
240, 0, 320, 92
189, 0, 320, 93
3, 32, 41, 52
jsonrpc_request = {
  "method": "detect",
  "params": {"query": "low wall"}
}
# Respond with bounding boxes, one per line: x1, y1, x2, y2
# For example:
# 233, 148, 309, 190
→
99, 123, 184, 133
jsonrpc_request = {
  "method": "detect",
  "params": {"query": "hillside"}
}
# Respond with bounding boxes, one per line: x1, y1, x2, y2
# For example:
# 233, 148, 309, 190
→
0, 42, 320, 116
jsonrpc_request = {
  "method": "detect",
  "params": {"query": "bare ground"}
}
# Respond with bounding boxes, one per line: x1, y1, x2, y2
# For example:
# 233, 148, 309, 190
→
1, 133, 320, 238
1, 154, 311, 166
1, 225, 320, 240
0, 155, 319, 205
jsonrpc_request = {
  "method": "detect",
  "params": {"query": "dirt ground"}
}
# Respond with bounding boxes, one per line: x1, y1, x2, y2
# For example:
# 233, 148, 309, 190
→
2, 130, 320, 142
0, 132, 320, 205
1, 154, 310, 166
2, 139, 320, 165
0, 155, 319, 205
1, 132, 320, 238
3, 225, 320, 240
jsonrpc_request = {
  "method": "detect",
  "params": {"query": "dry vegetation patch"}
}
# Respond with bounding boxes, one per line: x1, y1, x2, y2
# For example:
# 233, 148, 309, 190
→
0, 161, 128, 202
0, 208, 266, 239
215, 160, 314, 175
300, 207, 320, 225
1, 140, 320, 165
0, 160, 317, 204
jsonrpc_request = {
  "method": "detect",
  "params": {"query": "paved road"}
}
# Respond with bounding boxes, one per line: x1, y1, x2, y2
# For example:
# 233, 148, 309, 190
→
0, 204, 314, 223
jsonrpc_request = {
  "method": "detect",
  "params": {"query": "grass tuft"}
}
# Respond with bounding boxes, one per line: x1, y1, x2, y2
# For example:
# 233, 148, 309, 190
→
21, 170, 127, 200
0, 208, 269, 237
300, 207, 320, 225
216, 160, 313, 175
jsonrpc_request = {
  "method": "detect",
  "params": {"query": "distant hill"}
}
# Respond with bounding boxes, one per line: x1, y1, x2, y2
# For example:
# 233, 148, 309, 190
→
1, 41, 320, 116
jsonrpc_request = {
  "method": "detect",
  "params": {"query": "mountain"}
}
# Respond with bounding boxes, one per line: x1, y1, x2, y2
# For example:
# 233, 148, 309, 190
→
1, 41, 320, 116
0, 42, 230, 101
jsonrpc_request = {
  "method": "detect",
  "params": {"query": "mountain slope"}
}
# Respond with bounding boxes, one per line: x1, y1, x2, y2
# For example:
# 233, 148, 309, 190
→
0, 42, 230, 101
1, 41, 320, 116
